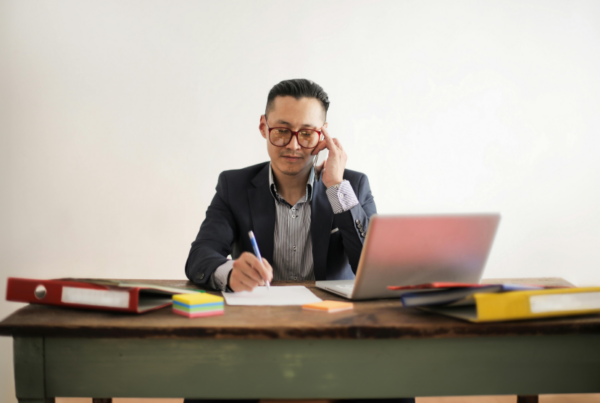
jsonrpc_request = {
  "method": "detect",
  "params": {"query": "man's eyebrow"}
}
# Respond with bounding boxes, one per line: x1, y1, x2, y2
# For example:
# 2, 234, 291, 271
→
275, 119, 318, 128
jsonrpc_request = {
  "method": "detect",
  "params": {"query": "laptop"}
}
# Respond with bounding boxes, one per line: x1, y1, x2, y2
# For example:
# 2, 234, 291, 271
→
316, 214, 501, 300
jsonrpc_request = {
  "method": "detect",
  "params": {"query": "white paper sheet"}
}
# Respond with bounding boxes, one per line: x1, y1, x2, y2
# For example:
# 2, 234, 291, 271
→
222, 286, 322, 306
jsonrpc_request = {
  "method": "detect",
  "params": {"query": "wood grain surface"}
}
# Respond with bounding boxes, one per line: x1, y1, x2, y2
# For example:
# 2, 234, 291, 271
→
2, 278, 598, 339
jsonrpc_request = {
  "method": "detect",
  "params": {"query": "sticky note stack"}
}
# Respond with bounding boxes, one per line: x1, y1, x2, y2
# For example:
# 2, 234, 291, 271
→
172, 293, 224, 318
302, 300, 354, 313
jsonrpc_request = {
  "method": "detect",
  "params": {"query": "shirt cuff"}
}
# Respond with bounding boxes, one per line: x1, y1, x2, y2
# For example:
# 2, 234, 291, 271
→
326, 180, 359, 214
209, 260, 234, 292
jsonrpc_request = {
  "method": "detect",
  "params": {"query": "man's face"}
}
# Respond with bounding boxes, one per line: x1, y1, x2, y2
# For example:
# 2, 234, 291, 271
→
259, 96, 327, 178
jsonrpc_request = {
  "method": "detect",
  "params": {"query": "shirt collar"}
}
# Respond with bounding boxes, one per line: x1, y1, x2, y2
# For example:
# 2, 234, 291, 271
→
269, 162, 315, 204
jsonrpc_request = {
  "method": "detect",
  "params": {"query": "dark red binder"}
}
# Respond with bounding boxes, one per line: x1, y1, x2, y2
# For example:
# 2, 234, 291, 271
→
6, 277, 199, 314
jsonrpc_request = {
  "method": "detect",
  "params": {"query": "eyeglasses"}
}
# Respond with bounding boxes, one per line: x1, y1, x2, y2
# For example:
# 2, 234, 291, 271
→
265, 122, 322, 149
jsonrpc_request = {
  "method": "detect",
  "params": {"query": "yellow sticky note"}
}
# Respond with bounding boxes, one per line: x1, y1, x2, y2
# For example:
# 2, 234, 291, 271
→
173, 293, 223, 305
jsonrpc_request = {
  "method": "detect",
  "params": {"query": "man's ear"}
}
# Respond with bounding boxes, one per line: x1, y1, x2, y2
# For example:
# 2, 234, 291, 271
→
259, 115, 267, 139
321, 122, 328, 140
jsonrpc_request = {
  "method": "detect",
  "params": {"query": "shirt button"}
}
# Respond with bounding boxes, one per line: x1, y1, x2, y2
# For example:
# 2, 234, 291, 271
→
292, 245, 297, 251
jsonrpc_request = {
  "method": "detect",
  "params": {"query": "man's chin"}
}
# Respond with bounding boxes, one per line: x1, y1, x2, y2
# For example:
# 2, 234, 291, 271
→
280, 169, 304, 176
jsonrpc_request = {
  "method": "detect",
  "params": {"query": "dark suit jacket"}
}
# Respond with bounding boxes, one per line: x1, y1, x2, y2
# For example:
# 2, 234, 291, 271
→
185, 161, 377, 287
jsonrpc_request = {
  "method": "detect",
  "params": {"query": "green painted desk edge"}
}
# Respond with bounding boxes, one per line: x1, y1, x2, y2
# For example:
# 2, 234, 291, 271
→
12, 335, 600, 399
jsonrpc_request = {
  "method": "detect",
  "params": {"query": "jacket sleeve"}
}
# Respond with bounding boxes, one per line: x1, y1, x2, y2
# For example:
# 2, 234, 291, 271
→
332, 173, 377, 274
185, 172, 238, 286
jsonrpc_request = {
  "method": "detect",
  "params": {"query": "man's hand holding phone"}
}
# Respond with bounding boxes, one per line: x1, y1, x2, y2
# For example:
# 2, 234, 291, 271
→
311, 126, 347, 188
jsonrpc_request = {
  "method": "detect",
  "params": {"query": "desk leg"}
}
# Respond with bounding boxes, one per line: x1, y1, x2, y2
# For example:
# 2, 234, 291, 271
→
14, 337, 55, 403
517, 396, 539, 403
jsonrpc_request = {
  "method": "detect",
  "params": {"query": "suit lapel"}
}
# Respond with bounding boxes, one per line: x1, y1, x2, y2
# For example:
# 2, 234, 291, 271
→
248, 164, 275, 264
311, 178, 333, 280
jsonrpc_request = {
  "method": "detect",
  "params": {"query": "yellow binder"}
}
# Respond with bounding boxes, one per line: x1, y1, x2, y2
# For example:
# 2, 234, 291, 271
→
421, 287, 600, 322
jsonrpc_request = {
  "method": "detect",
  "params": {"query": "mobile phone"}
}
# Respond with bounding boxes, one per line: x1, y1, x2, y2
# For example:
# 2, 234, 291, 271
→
313, 149, 328, 167
313, 149, 329, 182
313, 132, 328, 178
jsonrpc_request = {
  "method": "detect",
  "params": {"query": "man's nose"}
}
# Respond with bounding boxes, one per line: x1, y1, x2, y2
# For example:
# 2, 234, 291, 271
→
286, 134, 301, 150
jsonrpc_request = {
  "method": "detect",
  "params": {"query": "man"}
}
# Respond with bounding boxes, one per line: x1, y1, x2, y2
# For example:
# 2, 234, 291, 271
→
184, 79, 413, 403
185, 79, 376, 292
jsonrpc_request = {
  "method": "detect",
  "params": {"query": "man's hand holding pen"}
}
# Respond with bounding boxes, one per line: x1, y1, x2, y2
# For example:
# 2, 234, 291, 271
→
228, 252, 273, 292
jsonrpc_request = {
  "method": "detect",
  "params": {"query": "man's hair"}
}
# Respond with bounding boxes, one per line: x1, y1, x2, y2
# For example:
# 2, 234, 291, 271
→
265, 79, 330, 119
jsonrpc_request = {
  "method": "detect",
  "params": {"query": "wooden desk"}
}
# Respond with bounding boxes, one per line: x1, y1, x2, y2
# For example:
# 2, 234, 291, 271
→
1, 279, 599, 403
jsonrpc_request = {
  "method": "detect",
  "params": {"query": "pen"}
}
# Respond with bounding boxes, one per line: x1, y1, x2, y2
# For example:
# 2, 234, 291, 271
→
248, 231, 270, 290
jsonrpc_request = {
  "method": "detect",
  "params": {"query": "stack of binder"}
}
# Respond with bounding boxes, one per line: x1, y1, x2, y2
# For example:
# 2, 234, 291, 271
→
389, 282, 600, 322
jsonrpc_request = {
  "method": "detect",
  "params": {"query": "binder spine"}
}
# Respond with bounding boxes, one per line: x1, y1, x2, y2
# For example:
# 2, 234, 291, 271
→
6, 278, 135, 312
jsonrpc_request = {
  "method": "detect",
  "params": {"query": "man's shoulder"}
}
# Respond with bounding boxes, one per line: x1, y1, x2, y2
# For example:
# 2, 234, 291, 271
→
219, 161, 269, 185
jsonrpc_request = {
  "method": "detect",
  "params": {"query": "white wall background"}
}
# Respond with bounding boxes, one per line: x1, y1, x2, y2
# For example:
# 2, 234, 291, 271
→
1, 0, 600, 400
